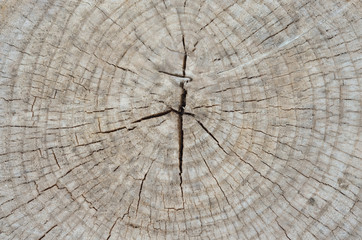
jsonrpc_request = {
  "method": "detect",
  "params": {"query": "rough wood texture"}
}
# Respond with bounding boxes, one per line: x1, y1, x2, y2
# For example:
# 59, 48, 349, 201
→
0, 0, 361, 239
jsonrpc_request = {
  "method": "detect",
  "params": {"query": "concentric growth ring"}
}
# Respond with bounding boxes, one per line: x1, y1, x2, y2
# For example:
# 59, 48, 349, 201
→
0, 0, 361, 239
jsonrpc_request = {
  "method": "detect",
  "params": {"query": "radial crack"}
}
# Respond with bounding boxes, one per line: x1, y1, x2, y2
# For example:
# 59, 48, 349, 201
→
158, 70, 192, 82
177, 84, 187, 207
97, 109, 172, 134
177, 34, 188, 207
195, 120, 229, 155
96, 126, 127, 134
136, 161, 154, 215
132, 109, 172, 123
182, 35, 187, 76
191, 131, 232, 206
106, 217, 121, 240
52, 150, 60, 169
178, 86, 187, 202
39, 225, 57, 240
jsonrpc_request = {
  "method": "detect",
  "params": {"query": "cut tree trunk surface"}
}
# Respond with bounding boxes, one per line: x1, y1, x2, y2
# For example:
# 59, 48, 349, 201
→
0, 0, 361, 239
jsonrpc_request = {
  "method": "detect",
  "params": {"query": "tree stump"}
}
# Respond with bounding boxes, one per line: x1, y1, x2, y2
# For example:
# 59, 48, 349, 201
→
0, 0, 361, 239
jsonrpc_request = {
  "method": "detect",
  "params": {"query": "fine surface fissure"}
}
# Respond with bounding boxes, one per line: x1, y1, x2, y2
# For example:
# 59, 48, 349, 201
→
1, 1, 361, 239
196, 119, 229, 155
136, 160, 154, 214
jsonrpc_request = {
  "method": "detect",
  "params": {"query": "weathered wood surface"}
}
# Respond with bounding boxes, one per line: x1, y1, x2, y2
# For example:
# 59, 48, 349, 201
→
0, 0, 361, 239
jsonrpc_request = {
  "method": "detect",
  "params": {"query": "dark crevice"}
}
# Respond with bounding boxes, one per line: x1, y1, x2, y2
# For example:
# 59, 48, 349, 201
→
131, 109, 172, 123
195, 120, 229, 155
96, 126, 126, 134
182, 35, 187, 76
182, 54, 187, 76
52, 150, 60, 169
183, 111, 195, 117
276, 220, 292, 240
170, 107, 194, 117
158, 70, 192, 81
38, 225, 57, 240
178, 84, 187, 206
96, 126, 136, 134
85, 107, 114, 114
179, 86, 187, 112
95, 109, 174, 134
138, 174, 148, 209
106, 217, 121, 240
136, 166, 151, 214
200, 148, 231, 206
82, 194, 98, 211
191, 131, 232, 207
178, 89, 186, 167
93, 53, 136, 74
192, 40, 199, 53
178, 34, 189, 206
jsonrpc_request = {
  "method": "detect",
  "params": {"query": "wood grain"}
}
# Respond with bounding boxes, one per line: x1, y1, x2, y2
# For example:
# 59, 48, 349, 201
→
0, 0, 361, 239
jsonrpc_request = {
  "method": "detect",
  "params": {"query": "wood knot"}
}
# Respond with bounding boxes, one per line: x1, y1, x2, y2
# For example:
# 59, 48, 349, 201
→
308, 197, 316, 205
337, 178, 349, 189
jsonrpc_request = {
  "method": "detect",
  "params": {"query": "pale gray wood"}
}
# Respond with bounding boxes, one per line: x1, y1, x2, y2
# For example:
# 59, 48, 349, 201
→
0, 0, 361, 239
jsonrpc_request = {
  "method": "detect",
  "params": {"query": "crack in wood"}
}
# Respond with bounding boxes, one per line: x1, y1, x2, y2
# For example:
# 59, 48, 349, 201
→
82, 194, 98, 211
182, 35, 187, 76
196, 136, 231, 206
38, 225, 57, 240
276, 219, 292, 240
1, 2, 361, 239
52, 150, 60, 169
195, 120, 229, 155
158, 70, 192, 82
95, 126, 134, 134
178, 85, 186, 206
131, 109, 172, 123
177, 33, 189, 207
106, 217, 121, 240
136, 161, 154, 215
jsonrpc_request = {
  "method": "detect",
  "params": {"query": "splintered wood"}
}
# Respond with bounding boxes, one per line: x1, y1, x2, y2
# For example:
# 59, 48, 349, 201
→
0, 0, 361, 239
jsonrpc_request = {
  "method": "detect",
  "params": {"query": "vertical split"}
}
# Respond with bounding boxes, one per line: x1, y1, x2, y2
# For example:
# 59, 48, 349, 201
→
182, 35, 187, 76
178, 34, 188, 205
